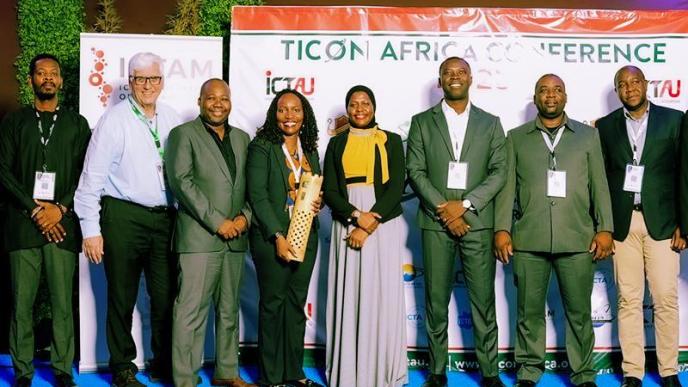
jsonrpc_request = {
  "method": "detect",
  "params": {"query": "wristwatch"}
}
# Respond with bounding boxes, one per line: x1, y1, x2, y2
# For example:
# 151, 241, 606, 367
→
351, 209, 362, 219
462, 199, 473, 209
273, 231, 284, 241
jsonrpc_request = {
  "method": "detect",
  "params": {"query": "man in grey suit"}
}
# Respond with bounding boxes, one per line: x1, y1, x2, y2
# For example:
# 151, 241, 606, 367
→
165, 79, 254, 387
407, 56, 507, 387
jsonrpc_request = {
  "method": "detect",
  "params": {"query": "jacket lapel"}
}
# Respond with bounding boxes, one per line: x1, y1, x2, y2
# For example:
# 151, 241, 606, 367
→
615, 109, 634, 162
272, 143, 290, 191
459, 104, 479, 160
193, 117, 232, 182
639, 103, 657, 164
431, 103, 455, 159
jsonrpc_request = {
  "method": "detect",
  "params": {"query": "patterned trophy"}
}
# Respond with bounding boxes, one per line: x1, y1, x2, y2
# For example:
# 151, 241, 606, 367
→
286, 172, 323, 262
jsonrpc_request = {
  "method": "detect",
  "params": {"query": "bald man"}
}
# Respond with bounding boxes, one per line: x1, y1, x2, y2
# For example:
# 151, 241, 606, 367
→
596, 66, 685, 387
166, 79, 254, 387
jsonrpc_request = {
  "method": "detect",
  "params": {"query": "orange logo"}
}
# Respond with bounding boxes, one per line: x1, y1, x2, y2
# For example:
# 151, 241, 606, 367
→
88, 47, 113, 107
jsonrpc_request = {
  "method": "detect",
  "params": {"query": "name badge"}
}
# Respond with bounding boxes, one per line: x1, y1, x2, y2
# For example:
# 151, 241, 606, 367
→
33, 171, 56, 200
623, 164, 644, 193
547, 170, 566, 198
447, 161, 468, 190
156, 163, 166, 190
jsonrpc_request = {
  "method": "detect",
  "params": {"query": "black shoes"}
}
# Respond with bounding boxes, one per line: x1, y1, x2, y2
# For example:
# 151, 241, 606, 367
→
576, 382, 597, 387
661, 375, 683, 387
481, 375, 506, 387
55, 372, 77, 387
289, 379, 325, 387
111, 369, 145, 387
621, 376, 642, 387
13, 377, 32, 387
515, 380, 536, 387
423, 373, 448, 387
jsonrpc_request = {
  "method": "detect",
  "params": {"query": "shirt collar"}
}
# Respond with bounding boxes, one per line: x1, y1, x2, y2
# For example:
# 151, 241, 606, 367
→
623, 103, 650, 122
530, 113, 571, 134
202, 118, 230, 140
441, 99, 471, 118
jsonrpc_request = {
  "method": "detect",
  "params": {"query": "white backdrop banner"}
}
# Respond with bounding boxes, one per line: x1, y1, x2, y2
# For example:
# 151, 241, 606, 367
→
228, 7, 688, 371
78, 33, 223, 372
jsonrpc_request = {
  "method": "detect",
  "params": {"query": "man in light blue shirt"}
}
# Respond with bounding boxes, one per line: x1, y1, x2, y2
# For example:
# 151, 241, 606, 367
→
74, 51, 182, 387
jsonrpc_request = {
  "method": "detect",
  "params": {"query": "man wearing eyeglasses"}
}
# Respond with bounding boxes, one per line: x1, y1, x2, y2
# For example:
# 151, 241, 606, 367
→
75, 52, 182, 387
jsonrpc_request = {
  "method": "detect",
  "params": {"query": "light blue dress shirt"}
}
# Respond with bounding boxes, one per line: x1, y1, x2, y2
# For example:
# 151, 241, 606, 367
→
74, 98, 182, 238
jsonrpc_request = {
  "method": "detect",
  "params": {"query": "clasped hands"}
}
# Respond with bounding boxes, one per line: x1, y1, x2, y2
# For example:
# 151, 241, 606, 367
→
437, 200, 470, 237
346, 210, 381, 250
217, 214, 249, 240
31, 199, 66, 243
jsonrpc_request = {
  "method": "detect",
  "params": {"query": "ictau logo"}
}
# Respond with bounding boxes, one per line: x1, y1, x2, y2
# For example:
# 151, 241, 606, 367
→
265, 70, 315, 96
648, 79, 681, 99
87, 47, 113, 107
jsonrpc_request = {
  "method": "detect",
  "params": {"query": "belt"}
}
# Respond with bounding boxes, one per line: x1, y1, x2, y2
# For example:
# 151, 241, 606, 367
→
103, 196, 173, 214
633, 204, 643, 212
345, 176, 367, 185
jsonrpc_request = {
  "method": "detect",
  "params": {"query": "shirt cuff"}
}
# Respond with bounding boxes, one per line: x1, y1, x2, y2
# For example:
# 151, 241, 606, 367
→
81, 221, 102, 239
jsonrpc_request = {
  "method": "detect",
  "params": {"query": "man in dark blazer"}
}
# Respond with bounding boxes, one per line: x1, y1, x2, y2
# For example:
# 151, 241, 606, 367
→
165, 79, 254, 387
495, 74, 614, 387
407, 56, 507, 387
596, 66, 685, 387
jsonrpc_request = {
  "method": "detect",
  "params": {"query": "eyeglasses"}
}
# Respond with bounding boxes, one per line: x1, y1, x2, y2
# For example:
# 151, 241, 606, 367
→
130, 76, 162, 85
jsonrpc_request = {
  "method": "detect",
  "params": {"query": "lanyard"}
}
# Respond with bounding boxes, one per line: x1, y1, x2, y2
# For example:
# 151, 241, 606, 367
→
129, 96, 163, 159
282, 138, 303, 184
35, 106, 59, 171
540, 126, 564, 170
627, 117, 647, 165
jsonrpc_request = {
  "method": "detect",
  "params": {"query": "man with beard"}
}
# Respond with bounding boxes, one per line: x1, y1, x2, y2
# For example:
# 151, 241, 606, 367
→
74, 52, 182, 387
407, 57, 507, 387
165, 79, 254, 387
596, 66, 685, 387
494, 74, 614, 387
0, 53, 91, 387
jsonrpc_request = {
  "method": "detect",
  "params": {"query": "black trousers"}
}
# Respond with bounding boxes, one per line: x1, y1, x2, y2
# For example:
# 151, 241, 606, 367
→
101, 196, 177, 373
249, 230, 318, 385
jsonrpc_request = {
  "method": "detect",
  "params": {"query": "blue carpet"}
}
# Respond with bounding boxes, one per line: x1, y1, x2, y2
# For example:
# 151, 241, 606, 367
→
0, 356, 685, 386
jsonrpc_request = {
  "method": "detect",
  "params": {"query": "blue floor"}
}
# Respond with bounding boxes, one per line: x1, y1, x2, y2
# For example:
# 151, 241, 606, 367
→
0, 363, 686, 387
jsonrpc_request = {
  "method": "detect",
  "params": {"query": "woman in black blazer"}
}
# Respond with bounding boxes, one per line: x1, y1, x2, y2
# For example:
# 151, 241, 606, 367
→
247, 89, 323, 387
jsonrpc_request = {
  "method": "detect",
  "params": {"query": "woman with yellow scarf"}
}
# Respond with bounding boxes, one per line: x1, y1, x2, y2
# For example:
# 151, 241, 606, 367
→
324, 85, 408, 387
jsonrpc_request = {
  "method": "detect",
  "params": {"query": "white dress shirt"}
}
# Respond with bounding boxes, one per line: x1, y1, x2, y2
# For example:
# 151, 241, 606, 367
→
74, 98, 182, 238
441, 99, 471, 161
624, 104, 650, 205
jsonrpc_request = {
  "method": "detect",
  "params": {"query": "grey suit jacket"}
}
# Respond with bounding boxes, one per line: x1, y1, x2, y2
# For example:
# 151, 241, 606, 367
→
165, 117, 251, 253
406, 102, 507, 231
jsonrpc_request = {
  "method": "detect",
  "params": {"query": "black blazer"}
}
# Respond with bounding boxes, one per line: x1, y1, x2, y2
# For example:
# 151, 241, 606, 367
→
596, 103, 684, 241
246, 137, 321, 242
323, 128, 405, 225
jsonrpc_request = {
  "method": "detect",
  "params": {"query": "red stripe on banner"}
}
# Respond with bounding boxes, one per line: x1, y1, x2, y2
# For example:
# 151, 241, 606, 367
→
231, 6, 688, 34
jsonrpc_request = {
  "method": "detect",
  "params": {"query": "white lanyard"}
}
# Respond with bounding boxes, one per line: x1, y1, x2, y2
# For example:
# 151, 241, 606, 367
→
282, 138, 303, 184
540, 126, 564, 170
628, 119, 647, 165
35, 107, 59, 171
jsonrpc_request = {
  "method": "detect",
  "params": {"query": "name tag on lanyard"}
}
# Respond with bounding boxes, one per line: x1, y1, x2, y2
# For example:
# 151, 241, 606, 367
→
542, 127, 566, 198
33, 171, 56, 200
623, 164, 644, 193
447, 161, 468, 190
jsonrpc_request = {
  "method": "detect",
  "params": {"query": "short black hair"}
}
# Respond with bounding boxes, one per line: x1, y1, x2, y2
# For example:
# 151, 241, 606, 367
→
438, 56, 471, 75
29, 53, 61, 76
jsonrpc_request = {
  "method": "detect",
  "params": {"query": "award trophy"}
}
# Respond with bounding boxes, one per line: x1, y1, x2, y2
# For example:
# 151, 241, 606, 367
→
286, 172, 323, 262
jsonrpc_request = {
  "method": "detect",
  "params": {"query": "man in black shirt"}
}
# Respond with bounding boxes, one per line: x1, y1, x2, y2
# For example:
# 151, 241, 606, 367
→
0, 53, 91, 387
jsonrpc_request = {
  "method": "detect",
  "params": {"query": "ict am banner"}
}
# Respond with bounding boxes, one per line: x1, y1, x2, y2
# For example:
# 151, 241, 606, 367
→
228, 6, 688, 372
78, 33, 223, 372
